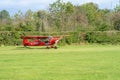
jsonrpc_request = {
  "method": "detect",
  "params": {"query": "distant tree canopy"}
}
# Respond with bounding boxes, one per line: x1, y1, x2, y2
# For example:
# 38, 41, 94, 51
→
0, 0, 120, 31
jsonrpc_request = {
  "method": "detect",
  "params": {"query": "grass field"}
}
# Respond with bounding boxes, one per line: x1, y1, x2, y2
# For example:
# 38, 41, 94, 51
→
0, 45, 120, 80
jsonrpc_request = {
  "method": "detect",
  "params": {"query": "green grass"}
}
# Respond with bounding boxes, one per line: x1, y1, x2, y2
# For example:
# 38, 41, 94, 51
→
0, 45, 120, 80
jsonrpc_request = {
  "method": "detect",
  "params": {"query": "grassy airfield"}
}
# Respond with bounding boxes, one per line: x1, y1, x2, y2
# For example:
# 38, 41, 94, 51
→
0, 45, 120, 80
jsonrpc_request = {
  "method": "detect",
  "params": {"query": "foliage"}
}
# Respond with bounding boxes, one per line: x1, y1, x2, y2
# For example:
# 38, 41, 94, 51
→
0, 1, 119, 32
80, 2, 98, 24
112, 12, 120, 30
0, 0, 120, 45
0, 31, 120, 46
86, 31, 120, 44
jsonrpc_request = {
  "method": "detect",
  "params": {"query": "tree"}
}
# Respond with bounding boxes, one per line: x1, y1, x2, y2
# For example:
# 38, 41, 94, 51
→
80, 2, 98, 24
94, 9, 111, 31
114, 0, 120, 12
112, 12, 120, 30
13, 10, 24, 31
0, 10, 11, 31
0, 10, 10, 21
49, 0, 64, 31
34, 10, 48, 32
24, 10, 35, 31
49, 0, 75, 31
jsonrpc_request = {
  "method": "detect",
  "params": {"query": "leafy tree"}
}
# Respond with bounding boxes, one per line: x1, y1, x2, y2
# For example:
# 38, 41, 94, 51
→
94, 9, 111, 31
49, 0, 64, 31
0, 10, 11, 31
114, 0, 120, 12
49, 0, 75, 31
35, 10, 48, 32
0, 0, 117, 32
0, 10, 10, 21
80, 2, 98, 24
24, 10, 35, 31
112, 12, 120, 30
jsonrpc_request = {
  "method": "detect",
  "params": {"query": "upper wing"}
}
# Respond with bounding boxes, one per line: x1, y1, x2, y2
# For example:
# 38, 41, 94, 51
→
21, 36, 48, 39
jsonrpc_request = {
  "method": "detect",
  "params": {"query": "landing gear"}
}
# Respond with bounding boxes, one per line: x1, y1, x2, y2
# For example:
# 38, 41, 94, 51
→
46, 46, 58, 49
24, 45, 27, 47
54, 46, 57, 49
51, 46, 58, 49
46, 46, 50, 49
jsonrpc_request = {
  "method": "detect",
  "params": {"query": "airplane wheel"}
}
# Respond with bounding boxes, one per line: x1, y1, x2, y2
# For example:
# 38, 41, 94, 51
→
24, 45, 27, 47
54, 46, 57, 49
46, 47, 50, 49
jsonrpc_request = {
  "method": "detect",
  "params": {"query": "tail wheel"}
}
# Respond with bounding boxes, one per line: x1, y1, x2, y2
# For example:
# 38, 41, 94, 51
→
54, 46, 57, 49
24, 45, 27, 47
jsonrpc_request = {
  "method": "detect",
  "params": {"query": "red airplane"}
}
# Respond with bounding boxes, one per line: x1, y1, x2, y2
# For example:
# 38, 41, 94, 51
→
21, 36, 62, 49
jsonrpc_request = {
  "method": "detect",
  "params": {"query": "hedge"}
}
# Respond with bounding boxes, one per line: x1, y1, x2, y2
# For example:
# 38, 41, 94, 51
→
86, 31, 120, 44
0, 31, 120, 46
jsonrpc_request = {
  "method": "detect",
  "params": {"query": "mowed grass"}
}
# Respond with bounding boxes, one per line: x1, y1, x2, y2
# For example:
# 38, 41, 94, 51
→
0, 45, 120, 80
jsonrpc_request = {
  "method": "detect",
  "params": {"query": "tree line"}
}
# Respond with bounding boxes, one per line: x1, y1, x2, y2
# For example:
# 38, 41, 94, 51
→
0, 0, 120, 46
0, 0, 120, 32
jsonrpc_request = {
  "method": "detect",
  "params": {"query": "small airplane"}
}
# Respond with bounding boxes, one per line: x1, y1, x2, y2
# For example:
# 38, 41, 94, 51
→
21, 36, 62, 49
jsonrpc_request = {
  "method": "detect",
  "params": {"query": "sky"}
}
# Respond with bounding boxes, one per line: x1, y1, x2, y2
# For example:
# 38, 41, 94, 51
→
0, 0, 119, 16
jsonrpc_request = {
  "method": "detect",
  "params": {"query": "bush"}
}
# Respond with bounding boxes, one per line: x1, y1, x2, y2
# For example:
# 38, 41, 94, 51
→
86, 31, 120, 44
0, 31, 120, 46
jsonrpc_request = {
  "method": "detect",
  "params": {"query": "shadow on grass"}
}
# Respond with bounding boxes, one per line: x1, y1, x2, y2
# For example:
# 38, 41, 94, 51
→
15, 46, 48, 50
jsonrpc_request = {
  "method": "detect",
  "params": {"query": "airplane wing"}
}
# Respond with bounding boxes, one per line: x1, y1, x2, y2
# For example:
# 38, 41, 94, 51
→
21, 36, 48, 39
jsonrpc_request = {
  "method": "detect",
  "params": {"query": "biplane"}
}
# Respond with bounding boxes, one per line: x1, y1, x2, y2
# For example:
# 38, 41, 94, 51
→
21, 36, 61, 49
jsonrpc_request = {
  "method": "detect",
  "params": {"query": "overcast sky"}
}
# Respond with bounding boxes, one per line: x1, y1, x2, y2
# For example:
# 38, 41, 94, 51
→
0, 0, 119, 15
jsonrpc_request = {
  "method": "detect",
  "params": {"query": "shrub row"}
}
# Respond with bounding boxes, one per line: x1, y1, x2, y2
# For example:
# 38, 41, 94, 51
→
86, 31, 120, 44
0, 31, 120, 46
